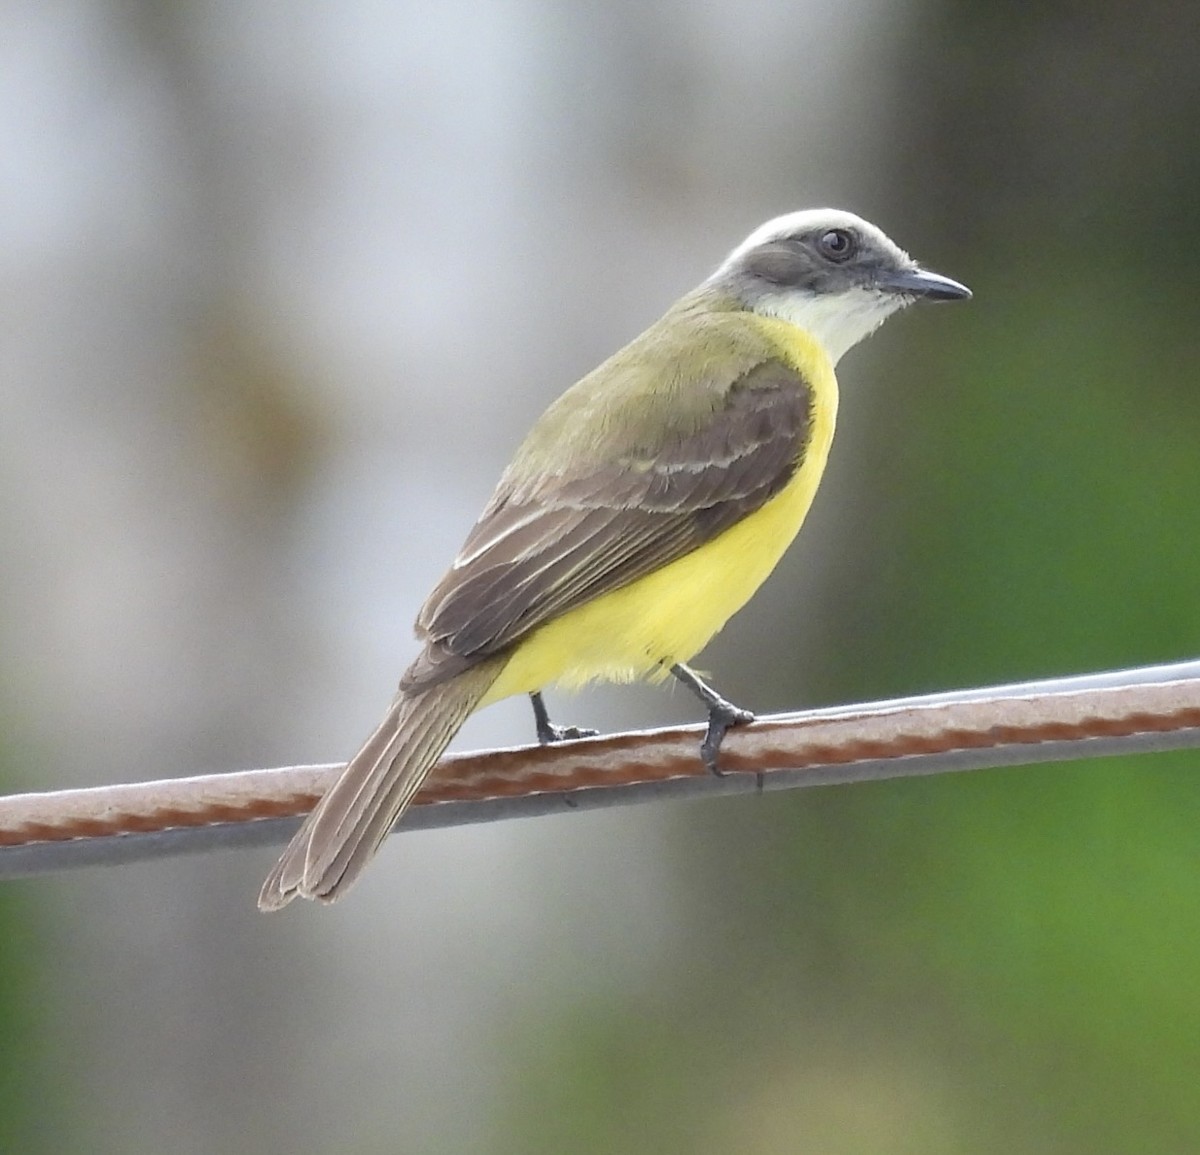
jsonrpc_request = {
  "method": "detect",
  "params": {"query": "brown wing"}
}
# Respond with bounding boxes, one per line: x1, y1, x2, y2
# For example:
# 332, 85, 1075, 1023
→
402, 358, 813, 690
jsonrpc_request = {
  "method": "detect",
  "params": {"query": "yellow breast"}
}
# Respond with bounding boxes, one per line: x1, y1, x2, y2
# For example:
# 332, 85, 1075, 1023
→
483, 317, 838, 704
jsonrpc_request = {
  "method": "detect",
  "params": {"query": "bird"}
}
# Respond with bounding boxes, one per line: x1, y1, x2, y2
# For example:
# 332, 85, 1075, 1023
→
258, 208, 970, 910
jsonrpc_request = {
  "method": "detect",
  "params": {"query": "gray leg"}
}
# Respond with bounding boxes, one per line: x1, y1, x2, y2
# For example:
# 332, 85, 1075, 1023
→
670, 663, 755, 775
529, 692, 599, 745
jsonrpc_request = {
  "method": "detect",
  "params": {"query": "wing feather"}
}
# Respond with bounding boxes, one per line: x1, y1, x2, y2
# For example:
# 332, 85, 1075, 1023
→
402, 357, 813, 690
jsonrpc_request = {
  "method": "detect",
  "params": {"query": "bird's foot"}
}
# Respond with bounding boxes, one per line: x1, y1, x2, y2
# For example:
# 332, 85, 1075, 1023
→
700, 699, 756, 776
670, 663, 754, 776
530, 691, 599, 745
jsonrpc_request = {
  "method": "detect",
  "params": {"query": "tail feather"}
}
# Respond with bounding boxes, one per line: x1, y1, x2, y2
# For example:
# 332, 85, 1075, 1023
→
258, 659, 502, 910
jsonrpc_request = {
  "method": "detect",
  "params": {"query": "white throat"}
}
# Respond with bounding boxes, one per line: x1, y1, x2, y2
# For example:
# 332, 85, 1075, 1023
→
753, 286, 908, 365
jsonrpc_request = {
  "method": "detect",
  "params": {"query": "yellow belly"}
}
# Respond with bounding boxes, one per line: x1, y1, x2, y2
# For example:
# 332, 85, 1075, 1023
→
482, 320, 838, 705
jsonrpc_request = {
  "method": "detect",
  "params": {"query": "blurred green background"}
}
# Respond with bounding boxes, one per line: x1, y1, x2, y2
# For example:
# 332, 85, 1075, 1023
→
2, 2, 1199, 1152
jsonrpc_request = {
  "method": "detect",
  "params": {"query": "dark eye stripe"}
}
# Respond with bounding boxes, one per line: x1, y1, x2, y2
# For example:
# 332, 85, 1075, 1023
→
744, 242, 808, 285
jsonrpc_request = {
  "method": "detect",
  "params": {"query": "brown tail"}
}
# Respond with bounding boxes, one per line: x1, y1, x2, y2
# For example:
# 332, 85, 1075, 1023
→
258, 659, 503, 910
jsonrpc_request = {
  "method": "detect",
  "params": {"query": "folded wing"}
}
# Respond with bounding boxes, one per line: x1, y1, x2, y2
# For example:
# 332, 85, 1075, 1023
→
403, 357, 813, 690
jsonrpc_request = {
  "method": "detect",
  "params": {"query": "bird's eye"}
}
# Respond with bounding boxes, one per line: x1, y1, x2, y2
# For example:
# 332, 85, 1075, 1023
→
817, 228, 855, 262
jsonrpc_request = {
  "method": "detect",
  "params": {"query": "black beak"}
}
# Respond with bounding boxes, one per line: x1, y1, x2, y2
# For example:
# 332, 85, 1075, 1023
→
879, 266, 972, 301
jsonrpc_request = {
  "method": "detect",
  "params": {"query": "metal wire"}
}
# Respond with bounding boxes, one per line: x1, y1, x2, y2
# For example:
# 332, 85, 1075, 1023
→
1, 658, 1198, 879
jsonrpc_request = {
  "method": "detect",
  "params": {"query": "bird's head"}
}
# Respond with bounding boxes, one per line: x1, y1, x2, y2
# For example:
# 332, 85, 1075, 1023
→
707, 208, 971, 364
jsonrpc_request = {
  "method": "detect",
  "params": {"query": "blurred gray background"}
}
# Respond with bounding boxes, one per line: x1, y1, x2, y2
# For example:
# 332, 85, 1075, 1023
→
2, 2, 1200, 1153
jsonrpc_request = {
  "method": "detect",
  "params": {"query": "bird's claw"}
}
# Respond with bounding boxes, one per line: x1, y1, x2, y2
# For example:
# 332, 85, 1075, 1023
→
700, 701, 756, 776
539, 721, 600, 745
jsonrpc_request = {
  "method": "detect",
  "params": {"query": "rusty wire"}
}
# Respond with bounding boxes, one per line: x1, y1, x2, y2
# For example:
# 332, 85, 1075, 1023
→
1, 659, 1198, 879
